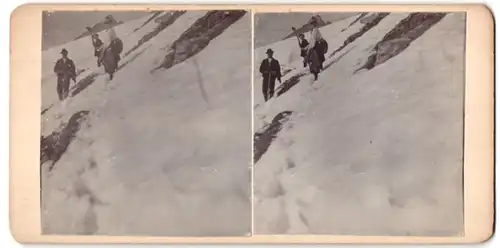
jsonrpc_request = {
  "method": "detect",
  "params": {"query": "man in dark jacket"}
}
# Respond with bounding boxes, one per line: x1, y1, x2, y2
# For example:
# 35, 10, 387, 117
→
91, 34, 104, 66
53, 48, 76, 101
259, 48, 282, 102
298, 33, 309, 68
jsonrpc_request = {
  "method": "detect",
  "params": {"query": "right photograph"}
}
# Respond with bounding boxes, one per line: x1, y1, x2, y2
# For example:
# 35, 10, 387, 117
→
253, 12, 466, 236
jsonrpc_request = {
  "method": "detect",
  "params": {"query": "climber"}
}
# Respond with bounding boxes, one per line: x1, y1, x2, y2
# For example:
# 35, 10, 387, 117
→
292, 30, 310, 68
98, 17, 123, 67
259, 48, 282, 102
97, 18, 123, 80
306, 16, 328, 70
91, 33, 104, 66
53, 48, 77, 101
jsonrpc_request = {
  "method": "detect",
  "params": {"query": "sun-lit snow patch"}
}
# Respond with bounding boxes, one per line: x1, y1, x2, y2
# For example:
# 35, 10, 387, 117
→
41, 11, 251, 236
254, 12, 465, 236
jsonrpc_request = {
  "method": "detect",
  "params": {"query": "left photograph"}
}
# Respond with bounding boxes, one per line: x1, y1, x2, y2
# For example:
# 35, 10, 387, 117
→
40, 10, 252, 236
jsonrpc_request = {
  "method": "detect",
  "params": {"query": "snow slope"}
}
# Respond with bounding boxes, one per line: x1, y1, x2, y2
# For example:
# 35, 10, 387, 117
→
41, 15, 155, 112
41, 11, 251, 236
42, 11, 149, 50
254, 12, 357, 48
254, 12, 465, 235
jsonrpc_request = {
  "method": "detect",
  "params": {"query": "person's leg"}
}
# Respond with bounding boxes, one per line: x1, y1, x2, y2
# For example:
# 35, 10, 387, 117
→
63, 76, 70, 99
262, 76, 269, 101
314, 43, 324, 69
269, 77, 276, 98
57, 77, 64, 101
319, 54, 325, 70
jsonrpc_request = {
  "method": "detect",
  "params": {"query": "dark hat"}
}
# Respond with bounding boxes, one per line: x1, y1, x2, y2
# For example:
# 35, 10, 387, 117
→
308, 16, 318, 25
60, 48, 68, 54
104, 15, 114, 24
265, 48, 274, 54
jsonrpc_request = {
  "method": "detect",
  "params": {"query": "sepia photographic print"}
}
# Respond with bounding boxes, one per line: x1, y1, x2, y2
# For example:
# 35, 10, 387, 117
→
39, 9, 252, 236
253, 12, 466, 235
8, 4, 493, 244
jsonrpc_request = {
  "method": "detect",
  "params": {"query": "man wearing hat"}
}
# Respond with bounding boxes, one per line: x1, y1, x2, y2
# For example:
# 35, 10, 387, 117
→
53, 48, 76, 101
259, 48, 282, 102
91, 33, 104, 66
291, 30, 310, 68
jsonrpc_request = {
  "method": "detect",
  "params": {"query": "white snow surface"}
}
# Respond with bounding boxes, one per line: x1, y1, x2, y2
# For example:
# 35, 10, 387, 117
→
41, 11, 465, 236
41, 12, 252, 236
254, 13, 465, 235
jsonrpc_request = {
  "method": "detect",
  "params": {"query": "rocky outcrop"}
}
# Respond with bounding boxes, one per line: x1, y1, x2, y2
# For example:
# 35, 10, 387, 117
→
155, 10, 247, 70
124, 11, 186, 56
133, 11, 163, 32
380, 13, 447, 43
331, 12, 390, 57
360, 13, 381, 24
356, 13, 447, 71
341, 13, 368, 32
369, 37, 412, 67
41, 111, 90, 171
75, 15, 124, 40
282, 15, 332, 40
254, 111, 293, 163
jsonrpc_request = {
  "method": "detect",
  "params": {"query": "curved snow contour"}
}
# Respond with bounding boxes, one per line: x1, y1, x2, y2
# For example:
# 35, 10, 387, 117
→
124, 11, 186, 57
331, 12, 390, 58
356, 13, 448, 72
132, 11, 163, 33
254, 13, 465, 236
155, 10, 247, 70
341, 13, 368, 32
41, 11, 251, 236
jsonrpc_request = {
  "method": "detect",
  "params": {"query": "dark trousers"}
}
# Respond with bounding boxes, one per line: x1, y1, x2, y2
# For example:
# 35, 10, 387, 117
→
300, 49, 308, 67
262, 75, 276, 101
314, 43, 325, 69
301, 55, 307, 68
57, 75, 70, 101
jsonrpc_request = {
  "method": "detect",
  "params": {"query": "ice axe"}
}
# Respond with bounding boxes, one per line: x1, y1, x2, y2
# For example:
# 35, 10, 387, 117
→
291, 27, 302, 46
291, 27, 298, 37
86, 27, 94, 43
